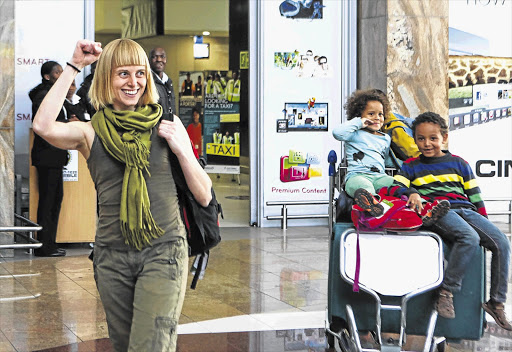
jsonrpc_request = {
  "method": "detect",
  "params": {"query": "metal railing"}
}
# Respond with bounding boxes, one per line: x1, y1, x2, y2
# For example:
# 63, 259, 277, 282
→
265, 200, 329, 230
265, 197, 511, 233
0, 214, 42, 250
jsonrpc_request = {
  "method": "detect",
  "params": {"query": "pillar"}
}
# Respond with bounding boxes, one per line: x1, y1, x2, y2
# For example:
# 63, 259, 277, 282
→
0, 0, 15, 257
358, 0, 449, 118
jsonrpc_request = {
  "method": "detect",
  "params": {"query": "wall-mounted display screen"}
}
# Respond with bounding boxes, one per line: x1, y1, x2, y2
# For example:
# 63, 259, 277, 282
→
283, 102, 328, 131
194, 43, 210, 59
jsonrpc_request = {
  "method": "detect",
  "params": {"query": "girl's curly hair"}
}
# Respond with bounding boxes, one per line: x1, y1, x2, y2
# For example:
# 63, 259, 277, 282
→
344, 89, 390, 120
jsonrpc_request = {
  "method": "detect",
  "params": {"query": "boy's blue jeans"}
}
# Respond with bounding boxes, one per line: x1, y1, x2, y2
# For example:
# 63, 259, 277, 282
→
428, 208, 510, 303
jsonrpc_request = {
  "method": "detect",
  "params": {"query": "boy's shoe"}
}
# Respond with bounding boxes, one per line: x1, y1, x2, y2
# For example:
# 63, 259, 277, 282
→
436, 289, 455, 319
353, 189, 384, 217
421, 200, 450, 227
482, 300, 512, 331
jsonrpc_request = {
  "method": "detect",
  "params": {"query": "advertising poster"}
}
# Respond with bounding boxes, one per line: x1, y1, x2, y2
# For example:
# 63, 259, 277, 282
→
62, 150, 79, 182
179, 71, 204, 155
448, 1, 512, 205
260, 0, 343, 227
203, 71, 241, 174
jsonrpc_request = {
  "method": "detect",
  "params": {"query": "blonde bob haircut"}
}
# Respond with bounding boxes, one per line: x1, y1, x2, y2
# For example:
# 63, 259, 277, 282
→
89, 38, 159, 111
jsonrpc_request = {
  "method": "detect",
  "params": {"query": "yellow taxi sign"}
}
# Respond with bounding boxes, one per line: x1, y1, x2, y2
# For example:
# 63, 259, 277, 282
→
206, 143, 240, 157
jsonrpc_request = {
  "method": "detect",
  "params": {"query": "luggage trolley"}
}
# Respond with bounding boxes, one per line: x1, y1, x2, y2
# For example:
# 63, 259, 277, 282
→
325, 150, 486, 352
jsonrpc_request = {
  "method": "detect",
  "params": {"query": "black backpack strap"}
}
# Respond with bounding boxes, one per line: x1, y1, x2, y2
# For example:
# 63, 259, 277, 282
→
388, 148, 402, 170
190, 251, 209, 290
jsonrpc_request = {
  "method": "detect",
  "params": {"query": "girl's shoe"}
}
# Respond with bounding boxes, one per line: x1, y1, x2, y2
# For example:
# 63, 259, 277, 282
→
436, 289, 455, 319
421, 200, 450, 227
353, 189, 384, 217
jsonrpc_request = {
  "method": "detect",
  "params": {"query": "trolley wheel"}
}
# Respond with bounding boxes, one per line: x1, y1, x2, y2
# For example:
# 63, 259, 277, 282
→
429, 339, 446, 352
335, 329, 357, 352
327, 318, 347, 349
436, 341, 446, 352
327, 331, 335, 349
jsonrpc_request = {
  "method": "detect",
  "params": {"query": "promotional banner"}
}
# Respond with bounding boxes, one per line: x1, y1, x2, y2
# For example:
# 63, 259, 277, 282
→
15, 0, 86, 179
203, 70, 241, 174
62, 150, 79, 182
448, 0, 512, 204
260, 0, 343, 226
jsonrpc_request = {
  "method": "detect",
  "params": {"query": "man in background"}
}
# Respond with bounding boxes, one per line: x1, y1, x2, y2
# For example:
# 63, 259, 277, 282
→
149, 47, 176, 119
30, 61, 68, 257
225, 71, 241, 102
194, 75, 203, 97
181, 72, 195, 96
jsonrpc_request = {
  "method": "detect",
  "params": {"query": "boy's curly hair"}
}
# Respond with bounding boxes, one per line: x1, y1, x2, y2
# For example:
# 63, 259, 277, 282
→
412, 112, 449, 138
344, 88, 391, 120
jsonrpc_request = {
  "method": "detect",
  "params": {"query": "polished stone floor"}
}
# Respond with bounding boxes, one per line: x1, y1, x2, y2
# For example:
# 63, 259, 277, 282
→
2, 225, 512, 352
2, 172, 512, 351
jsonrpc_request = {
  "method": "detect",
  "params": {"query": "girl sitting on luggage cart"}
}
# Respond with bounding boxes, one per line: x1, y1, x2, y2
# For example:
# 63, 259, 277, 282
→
388, 111, 512, 331
332, 89, 449, 225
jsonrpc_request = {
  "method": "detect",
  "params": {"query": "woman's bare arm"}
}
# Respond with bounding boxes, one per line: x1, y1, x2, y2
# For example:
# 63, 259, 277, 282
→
158, 116, 212, 207
32, 40, 102, 157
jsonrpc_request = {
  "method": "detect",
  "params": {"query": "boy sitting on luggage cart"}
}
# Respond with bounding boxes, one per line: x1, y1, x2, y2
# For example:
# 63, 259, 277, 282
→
387, 111, 512, 330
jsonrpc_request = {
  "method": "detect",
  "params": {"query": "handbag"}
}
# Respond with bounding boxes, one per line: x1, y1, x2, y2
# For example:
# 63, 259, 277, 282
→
168, 151, 223, 289
351, 196, 422, 232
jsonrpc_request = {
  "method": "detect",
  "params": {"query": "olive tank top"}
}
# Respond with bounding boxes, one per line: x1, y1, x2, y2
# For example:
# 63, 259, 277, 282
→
87, 124, 185, 249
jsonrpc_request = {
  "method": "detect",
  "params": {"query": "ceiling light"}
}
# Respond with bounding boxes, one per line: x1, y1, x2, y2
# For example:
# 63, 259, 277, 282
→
202, 31, 210, 36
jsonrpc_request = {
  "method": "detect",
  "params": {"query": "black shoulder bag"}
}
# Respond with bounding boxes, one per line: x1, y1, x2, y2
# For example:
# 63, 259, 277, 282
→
166, 117, 223, 289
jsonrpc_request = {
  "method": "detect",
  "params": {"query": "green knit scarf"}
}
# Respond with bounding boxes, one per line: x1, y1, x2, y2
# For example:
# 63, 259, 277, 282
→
91, 104, 163, 250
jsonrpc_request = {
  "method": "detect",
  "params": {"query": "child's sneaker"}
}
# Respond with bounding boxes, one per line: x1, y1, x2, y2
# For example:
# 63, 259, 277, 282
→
482, 300, 512, 331
421, 200, 450, 227
353, 189, 384, 217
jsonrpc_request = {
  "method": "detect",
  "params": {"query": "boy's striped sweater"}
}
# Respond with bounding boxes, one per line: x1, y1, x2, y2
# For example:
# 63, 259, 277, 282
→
391, 151, 487, 217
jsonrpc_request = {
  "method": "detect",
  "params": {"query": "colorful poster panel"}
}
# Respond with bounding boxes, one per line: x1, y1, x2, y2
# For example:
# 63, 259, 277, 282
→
203, 70, 241, 174
278, 0, 325, 20
279, 149, 321, 183
274, 49, 330, 78
281, 101, 328, 132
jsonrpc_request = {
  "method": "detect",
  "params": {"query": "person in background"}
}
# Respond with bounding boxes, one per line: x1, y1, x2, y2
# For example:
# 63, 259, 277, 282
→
194, 75, 203, 97
212, 73, 225, 96
181, 72, 194, 96
76, 61, 96, 117
29, 60, 67, 257
205, 74, 213, 94
225, 71, 240, 102
64, 80, 89, 121
186, 107, 202, 156
32, 39, 212, 351
149, 46, 176, 119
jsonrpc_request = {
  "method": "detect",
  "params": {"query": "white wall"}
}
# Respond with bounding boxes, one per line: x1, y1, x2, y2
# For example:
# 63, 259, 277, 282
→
15, 0, 87, 178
